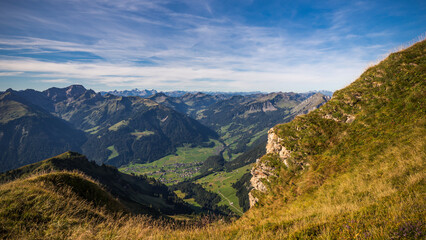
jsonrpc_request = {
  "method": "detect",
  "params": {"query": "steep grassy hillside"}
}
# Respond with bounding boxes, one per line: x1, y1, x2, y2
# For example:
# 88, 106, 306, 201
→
244, 39, 425, 238
0, 152, 193, 216
0, 171, 130, 239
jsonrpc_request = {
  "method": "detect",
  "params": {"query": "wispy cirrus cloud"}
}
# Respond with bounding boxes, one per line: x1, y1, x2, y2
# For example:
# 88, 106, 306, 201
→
0, 71, 23, 76
0, 0, 424, 91
39, 78, 71, 83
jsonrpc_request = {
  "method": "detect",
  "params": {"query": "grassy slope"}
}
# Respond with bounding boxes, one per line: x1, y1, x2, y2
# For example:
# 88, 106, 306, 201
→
0, 171, 127, 239
236, 39, 426, 239
1, 152, 192, 216
174, 190, 202, 208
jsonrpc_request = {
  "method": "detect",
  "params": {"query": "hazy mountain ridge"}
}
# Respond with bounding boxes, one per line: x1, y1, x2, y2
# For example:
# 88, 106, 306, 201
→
101, 89, 264, 98
100, 88, 158, 97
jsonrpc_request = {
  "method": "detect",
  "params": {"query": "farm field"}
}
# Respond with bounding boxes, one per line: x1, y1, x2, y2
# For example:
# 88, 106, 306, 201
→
119, 140, 222, 184
196, 164, 252, 215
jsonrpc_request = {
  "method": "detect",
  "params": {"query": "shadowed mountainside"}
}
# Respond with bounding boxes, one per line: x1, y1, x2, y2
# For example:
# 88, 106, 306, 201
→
0, 91, 86, 171
0, 86, 217, 170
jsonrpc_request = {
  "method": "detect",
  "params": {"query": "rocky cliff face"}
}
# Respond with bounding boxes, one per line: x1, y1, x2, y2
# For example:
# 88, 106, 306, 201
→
290, 93, 330, 115
248, 94, 331, 207
248, 128, 292, 207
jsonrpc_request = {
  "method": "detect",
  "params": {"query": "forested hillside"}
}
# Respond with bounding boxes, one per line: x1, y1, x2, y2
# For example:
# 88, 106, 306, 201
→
0, 91, 86, 171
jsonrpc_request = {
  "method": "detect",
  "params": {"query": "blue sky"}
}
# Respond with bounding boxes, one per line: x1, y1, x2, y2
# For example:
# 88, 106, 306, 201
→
0, 0, 424, 92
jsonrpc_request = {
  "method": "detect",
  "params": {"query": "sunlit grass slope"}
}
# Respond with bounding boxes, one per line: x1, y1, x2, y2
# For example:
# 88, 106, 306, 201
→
0, 171, 125, 239
196, 165, 252, 215
1, 151, 193, 216
241, 38, 426, 239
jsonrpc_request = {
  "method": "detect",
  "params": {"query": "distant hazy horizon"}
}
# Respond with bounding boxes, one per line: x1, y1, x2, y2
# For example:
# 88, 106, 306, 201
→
2, 84, 335, 96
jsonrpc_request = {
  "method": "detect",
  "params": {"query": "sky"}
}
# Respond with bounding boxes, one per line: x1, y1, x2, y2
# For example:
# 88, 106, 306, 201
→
0, 0, 424, 92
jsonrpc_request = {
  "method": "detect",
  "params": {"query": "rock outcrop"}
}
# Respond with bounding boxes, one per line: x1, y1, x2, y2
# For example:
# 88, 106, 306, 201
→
249, 158, 274, 206
248, 95, 330, 207
249, 128, 293, 207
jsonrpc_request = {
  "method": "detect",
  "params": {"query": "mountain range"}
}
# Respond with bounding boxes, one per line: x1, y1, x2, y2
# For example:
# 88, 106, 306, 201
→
0, 86, 216, 171
100, 89, 268, 98
0, 85, 329, 172
100, 88, 333, 99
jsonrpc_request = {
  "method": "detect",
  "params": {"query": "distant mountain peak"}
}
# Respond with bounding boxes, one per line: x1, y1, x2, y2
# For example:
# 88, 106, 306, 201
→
153, 92, 168, 97
65, 84, 87, 97
67, 84, 86, 90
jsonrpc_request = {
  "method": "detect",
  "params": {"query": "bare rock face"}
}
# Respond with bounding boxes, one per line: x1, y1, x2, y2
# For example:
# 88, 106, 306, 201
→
291, 93, 330, 115
248, 191, 258, 207
249, 158, 276, 206
248, 158, 269, 207
248, 94, 332, 208
249, 128, 292, 207
266, 129, 291, 167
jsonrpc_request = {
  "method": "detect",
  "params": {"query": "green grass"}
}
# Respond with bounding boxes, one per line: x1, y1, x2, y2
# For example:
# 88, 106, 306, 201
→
84, 126, 100, 134
218, 123, 232, 135
106, 145, 119, 160
242, 38, 426, 238
174, 190, 202, 208
0, 171, 126, 239
275, 99, 299, 109
247, 128, 268, 147
130, 130, 155, 140
196, 165, 252, 215
119, 139, 222, 184
108, 119, 129, 131
0, 100, 35, 124
223, 149, 230, 161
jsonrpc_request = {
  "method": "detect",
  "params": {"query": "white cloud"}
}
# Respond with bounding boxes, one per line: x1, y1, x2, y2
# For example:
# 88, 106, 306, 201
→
39, 79, 71, 83
0, 55, 367, 92
0, 71, 23, 76
0, 0, 406, 92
